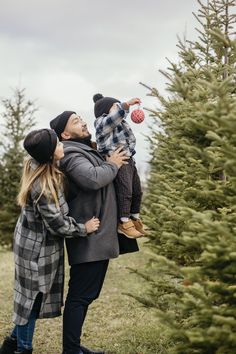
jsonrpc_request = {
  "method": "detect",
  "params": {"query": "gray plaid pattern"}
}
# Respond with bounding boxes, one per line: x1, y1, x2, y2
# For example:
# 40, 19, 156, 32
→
94, 103, 136, 157
13, 176, 87, 325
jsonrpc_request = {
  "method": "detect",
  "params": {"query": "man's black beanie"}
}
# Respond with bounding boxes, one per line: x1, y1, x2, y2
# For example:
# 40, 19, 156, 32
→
93, 93, 120, 118
23, 129, 58, 164
50, 111, 75, 140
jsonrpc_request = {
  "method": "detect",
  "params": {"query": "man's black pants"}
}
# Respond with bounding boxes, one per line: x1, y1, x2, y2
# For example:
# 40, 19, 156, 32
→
63, 260, 109, 354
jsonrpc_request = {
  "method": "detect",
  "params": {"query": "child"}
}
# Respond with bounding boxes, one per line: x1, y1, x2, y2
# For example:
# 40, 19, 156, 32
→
0, 129, 99, 354
93, 93, 145, 239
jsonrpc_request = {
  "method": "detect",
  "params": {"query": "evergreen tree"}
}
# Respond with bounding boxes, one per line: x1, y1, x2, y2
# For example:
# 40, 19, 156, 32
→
138, 1, 236, 353
0, 88, 36, 247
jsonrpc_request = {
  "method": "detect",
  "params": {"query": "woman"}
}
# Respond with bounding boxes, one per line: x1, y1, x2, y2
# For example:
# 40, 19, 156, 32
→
0, 129, 100, 354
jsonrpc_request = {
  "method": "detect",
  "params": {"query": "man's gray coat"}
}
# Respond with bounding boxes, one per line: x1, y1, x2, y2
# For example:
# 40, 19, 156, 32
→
60, 141, 120, 265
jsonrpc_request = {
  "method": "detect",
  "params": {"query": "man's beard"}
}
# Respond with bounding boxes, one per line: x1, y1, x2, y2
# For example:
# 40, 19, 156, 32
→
69, 133, 92, 147
70, 132, 91, 140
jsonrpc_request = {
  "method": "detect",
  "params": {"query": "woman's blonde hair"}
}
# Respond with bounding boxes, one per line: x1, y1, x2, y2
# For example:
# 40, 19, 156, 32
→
17, 157, 63, 208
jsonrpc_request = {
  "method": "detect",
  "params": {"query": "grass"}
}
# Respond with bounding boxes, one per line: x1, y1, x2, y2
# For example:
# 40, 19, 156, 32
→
0, 239, 161, 354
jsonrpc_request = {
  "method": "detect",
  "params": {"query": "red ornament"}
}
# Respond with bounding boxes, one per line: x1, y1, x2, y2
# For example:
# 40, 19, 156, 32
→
131, 108, 145, 124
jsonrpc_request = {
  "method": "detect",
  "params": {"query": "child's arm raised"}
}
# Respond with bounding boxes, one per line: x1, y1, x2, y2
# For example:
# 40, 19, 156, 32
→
95, 98, 141, 138
94, 103, 127, 138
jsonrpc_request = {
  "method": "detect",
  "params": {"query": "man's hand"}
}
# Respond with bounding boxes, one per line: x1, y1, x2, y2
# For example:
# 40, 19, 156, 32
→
126, 98, 141, 107
106, 147, 129, 169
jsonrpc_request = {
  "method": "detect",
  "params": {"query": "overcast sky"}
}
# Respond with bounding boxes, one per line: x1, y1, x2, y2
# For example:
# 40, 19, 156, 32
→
0, 0, 200, 178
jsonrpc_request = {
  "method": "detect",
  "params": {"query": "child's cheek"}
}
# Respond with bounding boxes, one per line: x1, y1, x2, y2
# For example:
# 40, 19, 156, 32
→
109, 105, 118, 114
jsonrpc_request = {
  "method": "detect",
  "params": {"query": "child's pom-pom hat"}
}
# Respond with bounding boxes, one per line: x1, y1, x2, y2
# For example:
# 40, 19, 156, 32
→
93, 93, 121, 118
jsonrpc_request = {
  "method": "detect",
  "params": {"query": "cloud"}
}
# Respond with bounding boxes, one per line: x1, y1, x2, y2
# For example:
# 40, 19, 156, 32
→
0, 0, 200, 177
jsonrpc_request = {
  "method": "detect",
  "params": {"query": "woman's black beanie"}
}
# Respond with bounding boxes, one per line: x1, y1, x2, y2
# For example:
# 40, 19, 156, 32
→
23, 129, 58, 164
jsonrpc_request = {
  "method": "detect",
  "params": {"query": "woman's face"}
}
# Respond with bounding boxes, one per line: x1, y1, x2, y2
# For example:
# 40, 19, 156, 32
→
53, 140, 64, 161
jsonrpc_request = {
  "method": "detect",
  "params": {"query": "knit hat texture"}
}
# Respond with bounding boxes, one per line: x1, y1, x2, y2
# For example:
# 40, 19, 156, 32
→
93, 93, 120, 118
50, 111, 75, 140
23, 129, 58, 164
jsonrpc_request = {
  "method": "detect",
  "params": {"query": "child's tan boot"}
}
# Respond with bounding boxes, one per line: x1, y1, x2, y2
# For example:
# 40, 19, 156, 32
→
132, 218, 146, 235
118, 220, 143, 239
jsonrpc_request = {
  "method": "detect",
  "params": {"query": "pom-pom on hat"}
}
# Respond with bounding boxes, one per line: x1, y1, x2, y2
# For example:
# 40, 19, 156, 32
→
93, 93, 120, 118
23, 129, 58, 164
50, 111, 76, 140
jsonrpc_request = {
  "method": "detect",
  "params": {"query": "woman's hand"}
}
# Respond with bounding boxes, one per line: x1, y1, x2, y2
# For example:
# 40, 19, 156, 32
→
85, 217, 100, 234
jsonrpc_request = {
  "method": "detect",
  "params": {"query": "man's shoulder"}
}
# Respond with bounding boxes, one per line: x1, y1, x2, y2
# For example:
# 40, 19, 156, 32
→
62, 141, 93, 155
61, 141, 102, 166
63, 140, 88, 149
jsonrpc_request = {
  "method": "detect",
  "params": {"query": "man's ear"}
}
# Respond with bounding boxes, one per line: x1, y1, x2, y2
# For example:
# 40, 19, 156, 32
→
61, 131, 70, 140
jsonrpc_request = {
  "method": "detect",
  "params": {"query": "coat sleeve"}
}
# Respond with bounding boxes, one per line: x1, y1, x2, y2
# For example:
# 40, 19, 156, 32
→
94, 102, 129, 139
62, 152, 118, 190
31, 186, 87, 238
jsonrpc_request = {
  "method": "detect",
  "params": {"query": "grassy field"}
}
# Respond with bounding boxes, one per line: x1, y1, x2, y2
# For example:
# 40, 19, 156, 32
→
0, 239, 160, 354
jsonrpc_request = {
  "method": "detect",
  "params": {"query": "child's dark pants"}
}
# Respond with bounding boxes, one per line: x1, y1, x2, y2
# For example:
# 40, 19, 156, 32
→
113, 157, 142, 219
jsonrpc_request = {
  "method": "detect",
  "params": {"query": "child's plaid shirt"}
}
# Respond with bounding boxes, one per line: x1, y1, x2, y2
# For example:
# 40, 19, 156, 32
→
94, 102, 136, 157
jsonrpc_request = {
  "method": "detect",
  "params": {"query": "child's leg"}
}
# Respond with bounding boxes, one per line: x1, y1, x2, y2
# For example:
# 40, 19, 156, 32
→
130, 162, 146, 235
114, 160, 133, 220
114, 159, 143, 238
16, 293, 42, 352
130, 160, 143, 217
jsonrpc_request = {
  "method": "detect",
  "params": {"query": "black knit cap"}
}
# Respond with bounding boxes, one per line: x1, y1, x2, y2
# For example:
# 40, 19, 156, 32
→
50, 111, 75, 140
93, 94, 120, 118
23, 129, 58, 164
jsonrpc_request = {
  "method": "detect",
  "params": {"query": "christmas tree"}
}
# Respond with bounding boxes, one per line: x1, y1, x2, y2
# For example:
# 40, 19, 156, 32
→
140, 1, 236, 352
0, 88, 36, 246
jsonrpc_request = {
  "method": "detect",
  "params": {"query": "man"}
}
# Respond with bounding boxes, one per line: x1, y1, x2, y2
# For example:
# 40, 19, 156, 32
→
50, 110, 131, 354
